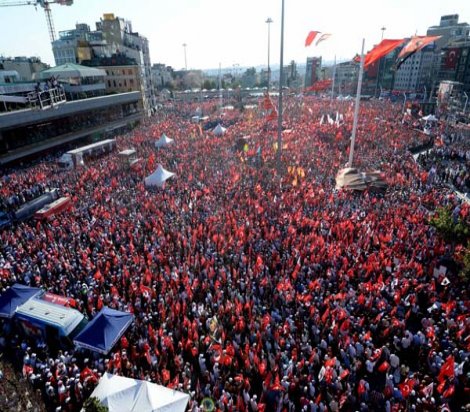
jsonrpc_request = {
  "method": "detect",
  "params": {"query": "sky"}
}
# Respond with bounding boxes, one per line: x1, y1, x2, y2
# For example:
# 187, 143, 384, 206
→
0, 0, 469, 71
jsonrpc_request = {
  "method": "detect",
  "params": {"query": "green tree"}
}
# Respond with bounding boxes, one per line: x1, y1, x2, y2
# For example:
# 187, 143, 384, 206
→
83, 397, 109, 412
430, 207, 470, 246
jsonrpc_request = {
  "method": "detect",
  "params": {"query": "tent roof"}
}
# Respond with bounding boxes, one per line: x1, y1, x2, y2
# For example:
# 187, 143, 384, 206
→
74, 307, 133, 354
91, 373, 190, 412
213, 123, 226, 136
0, 283, 41, 318
155, 134, 174, 148
40, 63, 106, 79
144, 164, 175, 187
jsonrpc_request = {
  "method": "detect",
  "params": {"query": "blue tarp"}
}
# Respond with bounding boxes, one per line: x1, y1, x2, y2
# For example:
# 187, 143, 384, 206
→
74, 307, 134, 354
0, 283, 41, 318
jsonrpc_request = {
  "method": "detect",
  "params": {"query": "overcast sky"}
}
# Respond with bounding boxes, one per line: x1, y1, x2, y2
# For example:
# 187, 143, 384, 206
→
0, 0, 469, 70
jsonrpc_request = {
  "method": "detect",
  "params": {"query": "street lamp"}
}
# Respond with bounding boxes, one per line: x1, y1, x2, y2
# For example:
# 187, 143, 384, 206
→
381, 26, 386, 41
276, 1, 284, 170
464, 92, 468, 114
266, 17, 273, 93
182, 43, 187, 70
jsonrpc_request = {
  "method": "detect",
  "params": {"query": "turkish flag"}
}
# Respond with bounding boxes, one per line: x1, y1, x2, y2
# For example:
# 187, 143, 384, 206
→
364, 39, 405, 67
445, 48, 460, 69
305, 31, 320, 47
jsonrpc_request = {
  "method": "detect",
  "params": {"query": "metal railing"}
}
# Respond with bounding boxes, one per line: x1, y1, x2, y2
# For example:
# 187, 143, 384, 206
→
27, 87, 67, 110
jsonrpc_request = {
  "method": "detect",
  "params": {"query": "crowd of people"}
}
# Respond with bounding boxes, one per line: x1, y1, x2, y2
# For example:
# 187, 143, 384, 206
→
417, 128, 470, 196
0, 97, 469, 412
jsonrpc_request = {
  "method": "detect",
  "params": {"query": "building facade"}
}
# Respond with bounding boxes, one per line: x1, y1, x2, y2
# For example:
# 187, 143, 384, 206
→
52, 15, 156, 115
0, 56, 49, 81
305, 57, 322, 88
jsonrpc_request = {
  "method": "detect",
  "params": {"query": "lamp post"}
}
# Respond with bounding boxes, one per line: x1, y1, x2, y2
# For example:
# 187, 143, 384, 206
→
276, 0, 285, 170
266, 17, 273, 93
182, 43, 187, 70
464, 92, 468, 114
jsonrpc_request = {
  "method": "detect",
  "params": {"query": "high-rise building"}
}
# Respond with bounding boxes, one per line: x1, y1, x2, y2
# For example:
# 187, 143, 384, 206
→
426, 14, 470, 96
393, 43, 436, 92
305, 57, 322, 87
52, 14, 156, 115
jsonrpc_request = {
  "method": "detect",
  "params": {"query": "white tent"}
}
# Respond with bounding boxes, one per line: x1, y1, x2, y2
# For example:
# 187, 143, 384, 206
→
213, 124, 226, 136
155, 134, 174, 148
422, 114, 438, 122
90, 373, 189, 412
145, 164, 175, 188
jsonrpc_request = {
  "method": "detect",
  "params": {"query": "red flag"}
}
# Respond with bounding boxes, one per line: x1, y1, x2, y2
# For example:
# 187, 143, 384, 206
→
395, 35, 441, 69
438, 355, 455, 383
445, 48, 461, 69
305, 31, 320, 47
364, 39, 405, 67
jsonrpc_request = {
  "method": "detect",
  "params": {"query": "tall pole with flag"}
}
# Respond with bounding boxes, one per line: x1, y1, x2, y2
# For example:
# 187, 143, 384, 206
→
348, 38, 365, 168
266, 17, 273, 93
277, 0, 285, 170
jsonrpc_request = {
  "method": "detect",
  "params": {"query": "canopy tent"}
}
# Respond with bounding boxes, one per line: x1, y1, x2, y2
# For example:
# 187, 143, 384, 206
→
144, 165, 175, 188
0, 283, 41, 319
422, 114, 438, 122
40, 63, 106, 80
74, 307, 134, 354
90, 373, 189, 412
213, 124, 227, 136
155, 134, 174, 148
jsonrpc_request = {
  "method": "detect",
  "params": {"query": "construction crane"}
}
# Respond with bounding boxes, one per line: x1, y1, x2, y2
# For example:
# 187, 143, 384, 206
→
0, 0, 73, 43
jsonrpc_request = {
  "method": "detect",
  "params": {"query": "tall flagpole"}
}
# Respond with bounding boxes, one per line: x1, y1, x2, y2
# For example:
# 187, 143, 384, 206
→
330, 55, 336, 104
348, 38, 365, 168
277, 0, 285, 170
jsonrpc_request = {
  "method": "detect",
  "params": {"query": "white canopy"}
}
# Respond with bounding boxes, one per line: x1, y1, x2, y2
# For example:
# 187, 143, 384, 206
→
144, 164, 175, 188
213, 124, 226, 136
422, 114, 438, 122
90, 373, 189, 412
155, 134, 174, 148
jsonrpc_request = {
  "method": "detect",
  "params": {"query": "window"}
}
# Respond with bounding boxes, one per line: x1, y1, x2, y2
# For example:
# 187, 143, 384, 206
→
113, 80, 116, 87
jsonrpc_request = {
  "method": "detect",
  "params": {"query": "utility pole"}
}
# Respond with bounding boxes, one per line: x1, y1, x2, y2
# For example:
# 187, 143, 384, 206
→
182, 43, 187, 70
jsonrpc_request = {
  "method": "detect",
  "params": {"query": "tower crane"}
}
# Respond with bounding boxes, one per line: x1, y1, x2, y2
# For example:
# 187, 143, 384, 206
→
0, 0, 73, 43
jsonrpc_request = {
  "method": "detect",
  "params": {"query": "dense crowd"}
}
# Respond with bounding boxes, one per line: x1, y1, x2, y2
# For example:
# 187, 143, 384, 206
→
0, 97, 469, 412
417, 128, 470, 196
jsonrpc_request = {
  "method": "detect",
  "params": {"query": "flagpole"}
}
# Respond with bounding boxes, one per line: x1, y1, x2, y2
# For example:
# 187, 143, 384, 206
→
277, 0, 285, 170
348, 38, 365, 168
330, 55, 336, 104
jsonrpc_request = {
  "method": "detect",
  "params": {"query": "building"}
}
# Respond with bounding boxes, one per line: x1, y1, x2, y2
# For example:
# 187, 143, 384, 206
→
0, 91, 143, 165
82, 53, 143, 96
305, 57, 322, 88
393, 44, 436, 93
97, 14, 155, 113
284, 61, 301, 88
427, 14, 470, 49
426, 14, 470, 96
151, 64, 174, 91
438, 43, 470, 94
334, 61, 360, 96
0, 56, 49, 81
52, 15, 156, 115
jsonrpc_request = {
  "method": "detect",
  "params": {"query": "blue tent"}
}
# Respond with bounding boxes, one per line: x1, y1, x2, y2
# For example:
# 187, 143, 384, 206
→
0, 283, 41, 319
74, 307, 134, 354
